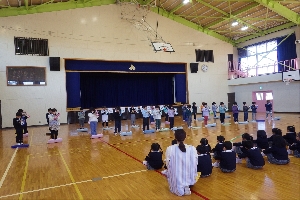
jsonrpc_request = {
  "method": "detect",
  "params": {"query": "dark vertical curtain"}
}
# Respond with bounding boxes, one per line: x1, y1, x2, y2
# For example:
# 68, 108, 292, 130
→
228, 54, 234, 71
195, 49, 214, 62
277, 33, 297, 72
66, 72, 81, 108
195, 50, 205, 62
79, 73, 174, 108
174, 74, 186, 103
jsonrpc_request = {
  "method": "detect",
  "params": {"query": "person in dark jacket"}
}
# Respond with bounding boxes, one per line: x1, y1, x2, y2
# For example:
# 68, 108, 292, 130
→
238, 141, 265, 169
218, 141, 236, 173
143, 143, 164, 170
263, 135, 289, 165
283, 126, 297, 145
196, 145, 212, 177
234, 133, 253, 163
212, 135, 225, 167
253, 130, 269, 150
13, 112, 23, 145
113, 107, 122, 135
288, 132, 300, 158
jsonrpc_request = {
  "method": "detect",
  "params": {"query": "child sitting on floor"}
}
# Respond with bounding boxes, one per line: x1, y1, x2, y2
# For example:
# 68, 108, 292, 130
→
263, 135, 289, 165
288, 132, 300, 158
218, 141, 236, 173
253, 130, 269, 150
237, 140, 265, 169
143, 143, 164, 170
212, 135, 225, 167
196, 145, 212, 178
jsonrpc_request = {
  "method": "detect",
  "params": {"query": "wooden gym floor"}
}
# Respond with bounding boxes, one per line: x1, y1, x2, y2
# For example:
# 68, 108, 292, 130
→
0, 113, 299, 200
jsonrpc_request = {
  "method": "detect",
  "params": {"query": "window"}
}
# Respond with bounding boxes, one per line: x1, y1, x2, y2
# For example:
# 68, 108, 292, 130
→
14, 37, 49, 56
7, 66, 46, 86
266, 92, 273, 100
240, 40, 277, 76
256, 93, 264, 100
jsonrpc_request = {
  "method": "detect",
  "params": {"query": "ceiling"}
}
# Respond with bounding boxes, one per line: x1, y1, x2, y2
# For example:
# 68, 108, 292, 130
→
0, 0, 299, 46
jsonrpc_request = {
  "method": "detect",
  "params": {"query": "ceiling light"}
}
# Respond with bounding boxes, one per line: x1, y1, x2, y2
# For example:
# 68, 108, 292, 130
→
183, 0, 189, 4
231, 21, 238, 26
241, 26, 248, 31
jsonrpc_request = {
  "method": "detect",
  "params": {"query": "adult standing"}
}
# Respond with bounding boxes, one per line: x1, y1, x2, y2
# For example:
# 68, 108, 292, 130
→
165, 129, 198, 196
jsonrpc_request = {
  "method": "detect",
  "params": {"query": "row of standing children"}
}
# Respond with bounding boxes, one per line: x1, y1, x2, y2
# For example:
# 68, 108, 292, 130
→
142, 125, 299, 177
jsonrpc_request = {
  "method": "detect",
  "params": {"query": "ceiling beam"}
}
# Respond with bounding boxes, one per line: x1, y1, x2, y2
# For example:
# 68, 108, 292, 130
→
151, 6, 236, 45
254, 0, 300, 25
0, 0, 116, 17
204, 3, 260, 28
169, 3, 184, 14
235, 21, 295, 44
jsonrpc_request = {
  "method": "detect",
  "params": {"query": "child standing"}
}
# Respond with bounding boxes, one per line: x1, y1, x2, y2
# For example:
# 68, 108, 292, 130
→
185, 105, 192, 128
48, 108, 60, 140
263, 135, 289, 165
129, 106, 137, 126
265, 100, 273, 120
237, 140, 265, 169
250, 102, 258, 121
153, 106, 162, 131
141, 106, 150, 131
13, 112, 23, 145
163, 105, 169, 122
196, 145, 212, 178
88, 108, 98, 136
78, 108, 85, 129
219, 102, 227, 124
18, 109, 30, 134
212, 102, 218, 118
242, 102, 250, 122
101, 107, 109, 128
232, 102, 239, 124
168, 107, 175, 129
218, 141, 236, 173
113, 107, 122, 135
46, 108, 52, 125
143, 143, 164, 170
202, 103, 210, 126
182, 104, 187, 121
192, 102, 198, 121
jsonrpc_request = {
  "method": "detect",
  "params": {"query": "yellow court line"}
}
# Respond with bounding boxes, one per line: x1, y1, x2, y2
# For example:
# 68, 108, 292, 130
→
0, 148, 18, 189
29, 130, 34, 144
0, 169, 147, 199
58, 151, 83, 200
19, 155, 30, 200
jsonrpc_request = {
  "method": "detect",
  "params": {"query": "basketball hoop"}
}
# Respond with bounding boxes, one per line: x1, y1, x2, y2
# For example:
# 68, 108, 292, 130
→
283, 78, 294, 85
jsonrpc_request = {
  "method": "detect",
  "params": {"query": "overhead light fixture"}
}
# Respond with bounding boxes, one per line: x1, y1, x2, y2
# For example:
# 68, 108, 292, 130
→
183, 0, 189, 4
241, 26, 248, 31
231, 21, 238, 26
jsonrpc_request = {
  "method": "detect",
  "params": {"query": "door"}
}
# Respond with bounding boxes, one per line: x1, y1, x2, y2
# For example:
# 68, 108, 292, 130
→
252, 91, 273, 113
227, 93, 235, 111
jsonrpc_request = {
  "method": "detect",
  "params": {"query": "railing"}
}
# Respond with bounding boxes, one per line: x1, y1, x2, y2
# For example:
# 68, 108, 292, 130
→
228, 58, 299, 79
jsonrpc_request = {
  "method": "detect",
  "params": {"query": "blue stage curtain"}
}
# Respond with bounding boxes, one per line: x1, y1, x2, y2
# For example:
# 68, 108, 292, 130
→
66, 72, 81, 108
79, 73, 174, 108
174, 74, 186, 103
277, 33, 297, 72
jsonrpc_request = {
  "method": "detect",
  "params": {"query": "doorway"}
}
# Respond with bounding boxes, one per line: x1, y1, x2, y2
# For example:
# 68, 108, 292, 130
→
227, 92, 235, 111
252, 91, 273, 113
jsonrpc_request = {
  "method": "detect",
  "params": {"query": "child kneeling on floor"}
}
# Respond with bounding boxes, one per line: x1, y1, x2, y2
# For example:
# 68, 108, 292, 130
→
237, 140, 265, 169
143, 143, 164, 170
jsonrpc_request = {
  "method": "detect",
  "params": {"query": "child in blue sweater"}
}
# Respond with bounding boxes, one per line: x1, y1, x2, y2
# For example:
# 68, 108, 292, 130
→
238, 140, 265, 169
250, 102, 258, 121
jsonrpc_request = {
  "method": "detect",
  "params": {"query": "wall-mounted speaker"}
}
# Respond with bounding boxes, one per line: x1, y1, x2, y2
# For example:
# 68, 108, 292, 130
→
49, 57, 60, 71
190, 63, 199, 73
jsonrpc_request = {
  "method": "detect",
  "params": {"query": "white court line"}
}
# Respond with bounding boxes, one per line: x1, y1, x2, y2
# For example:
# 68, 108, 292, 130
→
0, 148, 18, 189
0, 169, 147, 199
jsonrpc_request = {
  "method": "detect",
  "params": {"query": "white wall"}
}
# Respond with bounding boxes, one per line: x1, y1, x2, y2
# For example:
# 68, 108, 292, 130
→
229, 81, 300, 112
0, 5, 233, 128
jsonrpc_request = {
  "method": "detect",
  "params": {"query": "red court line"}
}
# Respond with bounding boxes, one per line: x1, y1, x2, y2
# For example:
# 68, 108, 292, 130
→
100, 139, 210, 200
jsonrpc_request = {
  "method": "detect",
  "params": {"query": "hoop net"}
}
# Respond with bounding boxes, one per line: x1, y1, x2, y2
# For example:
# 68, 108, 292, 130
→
283, 78, 293, 85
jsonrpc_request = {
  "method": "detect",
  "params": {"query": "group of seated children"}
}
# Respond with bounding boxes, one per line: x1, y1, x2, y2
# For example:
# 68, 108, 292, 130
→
142, 125, 300, 177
